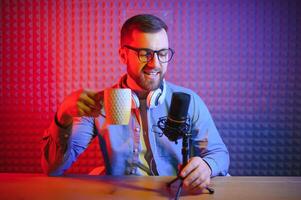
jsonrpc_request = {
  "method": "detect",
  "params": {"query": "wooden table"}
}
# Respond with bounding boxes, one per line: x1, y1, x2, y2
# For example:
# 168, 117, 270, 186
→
0, 173, 300, 199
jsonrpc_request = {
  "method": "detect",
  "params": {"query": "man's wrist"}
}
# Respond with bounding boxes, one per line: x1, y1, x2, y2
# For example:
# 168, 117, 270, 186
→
54, 112, 72, 129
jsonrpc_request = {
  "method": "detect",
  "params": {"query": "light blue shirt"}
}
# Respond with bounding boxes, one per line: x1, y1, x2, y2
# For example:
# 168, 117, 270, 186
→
42, 81, 229, 176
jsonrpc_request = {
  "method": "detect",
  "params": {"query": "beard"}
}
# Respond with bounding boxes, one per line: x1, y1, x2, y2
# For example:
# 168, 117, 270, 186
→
127, 64, 165, 92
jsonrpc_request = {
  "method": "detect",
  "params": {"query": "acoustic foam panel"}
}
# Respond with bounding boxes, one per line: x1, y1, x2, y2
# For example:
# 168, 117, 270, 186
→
0, 0, 300, 175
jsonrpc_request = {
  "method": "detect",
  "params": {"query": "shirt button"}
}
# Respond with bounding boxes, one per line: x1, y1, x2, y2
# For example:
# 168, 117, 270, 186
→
64, 134, 69, 139
133, 148, 138, 153
135, 127, 140, 132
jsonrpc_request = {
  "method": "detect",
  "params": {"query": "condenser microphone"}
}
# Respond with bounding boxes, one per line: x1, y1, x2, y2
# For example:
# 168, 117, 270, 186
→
156, 92, 214, 197
158, 92, 191, 142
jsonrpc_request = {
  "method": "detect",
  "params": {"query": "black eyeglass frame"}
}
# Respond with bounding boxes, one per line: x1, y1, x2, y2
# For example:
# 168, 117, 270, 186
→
123, 45, 175, 63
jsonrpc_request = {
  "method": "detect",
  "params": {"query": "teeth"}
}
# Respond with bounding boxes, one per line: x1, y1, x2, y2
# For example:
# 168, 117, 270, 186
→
144, 71, 158, 75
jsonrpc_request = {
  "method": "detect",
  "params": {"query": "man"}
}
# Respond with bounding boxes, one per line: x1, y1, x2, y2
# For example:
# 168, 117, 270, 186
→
42, 14, 229, 194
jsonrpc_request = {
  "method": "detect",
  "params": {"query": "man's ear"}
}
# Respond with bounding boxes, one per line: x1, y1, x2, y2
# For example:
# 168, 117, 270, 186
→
119, 47, 127, 64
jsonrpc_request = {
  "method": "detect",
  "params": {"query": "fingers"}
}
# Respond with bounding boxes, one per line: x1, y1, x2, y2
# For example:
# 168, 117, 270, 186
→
168, 177, 210, 196
77, 101, 99, 117
189, 177, 210, 194
61, 89, 102, 119
85, 90, 103, 101
78, 91, 102, 117
80, 93, 98, 109
184, 168, 202, 188
180, 157, 201, 178
179, 157, 212, 194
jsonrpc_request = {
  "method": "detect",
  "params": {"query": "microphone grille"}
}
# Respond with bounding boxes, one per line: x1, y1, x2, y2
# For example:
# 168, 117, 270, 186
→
168, 92, 191, 122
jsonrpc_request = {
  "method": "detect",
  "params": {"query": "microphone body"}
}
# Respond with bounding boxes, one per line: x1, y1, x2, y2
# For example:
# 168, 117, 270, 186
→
160, 92, 191, 142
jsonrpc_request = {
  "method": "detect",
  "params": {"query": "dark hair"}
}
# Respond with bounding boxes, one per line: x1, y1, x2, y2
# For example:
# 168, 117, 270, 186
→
120, 14, 168, 46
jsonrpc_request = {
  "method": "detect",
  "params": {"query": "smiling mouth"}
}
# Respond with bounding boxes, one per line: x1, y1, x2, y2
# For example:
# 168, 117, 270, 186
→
144, 71, 160, 76
143, 71, 160, 80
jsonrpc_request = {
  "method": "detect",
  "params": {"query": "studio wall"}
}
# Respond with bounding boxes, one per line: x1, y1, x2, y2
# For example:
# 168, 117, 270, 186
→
0, 0, 300, 175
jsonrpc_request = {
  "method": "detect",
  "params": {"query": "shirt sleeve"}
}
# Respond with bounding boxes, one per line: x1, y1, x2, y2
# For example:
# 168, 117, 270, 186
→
41, 116, 95, 176
190, 94, 230, 177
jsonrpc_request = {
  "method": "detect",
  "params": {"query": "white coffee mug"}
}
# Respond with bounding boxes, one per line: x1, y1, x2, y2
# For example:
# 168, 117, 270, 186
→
104, 88, 131, 125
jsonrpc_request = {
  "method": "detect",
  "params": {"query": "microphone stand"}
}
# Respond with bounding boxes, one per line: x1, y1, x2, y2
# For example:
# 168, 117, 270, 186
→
166, 129, 190, 200
166, 128, 215, 200
156, 116, 214, 199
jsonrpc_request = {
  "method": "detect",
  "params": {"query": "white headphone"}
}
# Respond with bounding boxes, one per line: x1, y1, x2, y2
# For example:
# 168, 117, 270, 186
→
118, 74, 166, 109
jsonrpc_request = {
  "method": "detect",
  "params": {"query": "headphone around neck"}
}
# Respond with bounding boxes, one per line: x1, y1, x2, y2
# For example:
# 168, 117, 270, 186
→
118, 75, 166, 109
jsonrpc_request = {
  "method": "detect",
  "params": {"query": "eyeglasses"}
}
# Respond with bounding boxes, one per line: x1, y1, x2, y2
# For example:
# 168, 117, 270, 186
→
123, 45, 175, 63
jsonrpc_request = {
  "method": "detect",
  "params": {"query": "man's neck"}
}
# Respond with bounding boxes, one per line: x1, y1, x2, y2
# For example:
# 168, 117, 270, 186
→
126, 74, 148, 99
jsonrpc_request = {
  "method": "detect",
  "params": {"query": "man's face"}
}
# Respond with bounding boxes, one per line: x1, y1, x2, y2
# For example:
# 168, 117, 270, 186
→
121, 29, 169, 92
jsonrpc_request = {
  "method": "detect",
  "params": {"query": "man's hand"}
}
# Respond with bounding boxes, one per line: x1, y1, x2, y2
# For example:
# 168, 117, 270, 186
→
57, 89, 102, 127
179, 156, 212, 194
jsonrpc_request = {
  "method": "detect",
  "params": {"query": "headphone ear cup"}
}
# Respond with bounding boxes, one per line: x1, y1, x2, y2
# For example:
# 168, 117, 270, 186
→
157, 86, 165, 105
147, 81, 166, 108
131, 92, 140, 108
147, 91, 155, 108
147, 88, 161, 108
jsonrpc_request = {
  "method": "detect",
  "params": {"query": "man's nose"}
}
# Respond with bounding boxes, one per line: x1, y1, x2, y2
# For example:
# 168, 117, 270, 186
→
147, 53, 161, 68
